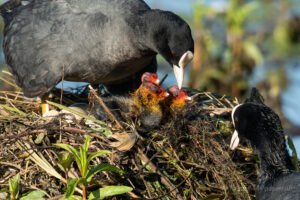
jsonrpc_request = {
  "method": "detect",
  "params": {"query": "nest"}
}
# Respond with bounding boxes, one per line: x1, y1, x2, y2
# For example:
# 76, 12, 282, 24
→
0, 74, 258, 200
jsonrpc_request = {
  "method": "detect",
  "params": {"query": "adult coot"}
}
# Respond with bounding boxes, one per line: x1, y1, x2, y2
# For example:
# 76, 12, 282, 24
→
0, 0, 194, 97
230, 102, 300, 200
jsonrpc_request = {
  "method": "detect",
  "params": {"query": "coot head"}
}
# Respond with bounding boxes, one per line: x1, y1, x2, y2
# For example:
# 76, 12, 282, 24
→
230, 103, 285, 151
148, 10, 194, 89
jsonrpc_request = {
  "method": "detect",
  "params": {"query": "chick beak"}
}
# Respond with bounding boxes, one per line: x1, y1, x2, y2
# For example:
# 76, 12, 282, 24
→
186, 96, 192, 101
230, 130, 240, 150
173, 51, 193, 89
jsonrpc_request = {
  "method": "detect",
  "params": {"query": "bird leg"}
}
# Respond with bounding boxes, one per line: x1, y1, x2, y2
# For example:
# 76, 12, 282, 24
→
41, 93, 50, 115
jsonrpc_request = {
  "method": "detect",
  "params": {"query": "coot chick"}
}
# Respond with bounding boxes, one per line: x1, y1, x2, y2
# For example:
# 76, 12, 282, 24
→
164, 86, 191, 116
230, 102, 300, 200
130, 74, 169, 132
91, 72, 168, 132
0, 0, 194, 98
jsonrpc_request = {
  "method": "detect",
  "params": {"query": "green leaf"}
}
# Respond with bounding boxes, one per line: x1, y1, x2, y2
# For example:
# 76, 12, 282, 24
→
59, 195, 82, 200
287, 136, 299, 170
77, 177, 87, 187
79, 146, 87, 177
9, 174, 20, 199
65, 178, 79, 198
54, 144, 80, 164
20, 190, 46, 200
81, 136, 91, 177
87, 150, 111, 164
83, 136, 91, 153
88, 127, 112, 137
34, 132, 46, 144
88, 186, 132, 200
86, 164, 125, 183
57, 152, 74, 171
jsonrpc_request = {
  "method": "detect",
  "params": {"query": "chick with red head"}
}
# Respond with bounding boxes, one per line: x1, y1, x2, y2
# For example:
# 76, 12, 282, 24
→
141, 72, 160, 85
130, 72, 169, 132
163, 86, 191, 116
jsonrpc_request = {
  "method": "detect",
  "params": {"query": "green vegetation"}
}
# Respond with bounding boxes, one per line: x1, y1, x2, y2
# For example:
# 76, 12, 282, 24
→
55, 136, 132, 200
0, 174, 46, 200
189, 0, 300, 105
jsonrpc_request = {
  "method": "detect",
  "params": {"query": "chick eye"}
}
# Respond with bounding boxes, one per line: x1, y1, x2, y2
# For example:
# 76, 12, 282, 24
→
234, 117, 238, 122
171, 52, 176, 57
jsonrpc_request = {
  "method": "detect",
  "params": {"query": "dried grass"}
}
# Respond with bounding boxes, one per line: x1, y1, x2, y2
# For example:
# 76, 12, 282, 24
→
0, 73, 258, 199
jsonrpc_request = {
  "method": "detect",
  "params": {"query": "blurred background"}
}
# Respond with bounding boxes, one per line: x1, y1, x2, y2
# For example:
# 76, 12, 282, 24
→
1, 0, 300, 151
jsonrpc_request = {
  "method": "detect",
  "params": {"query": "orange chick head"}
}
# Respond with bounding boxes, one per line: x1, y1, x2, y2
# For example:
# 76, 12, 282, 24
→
141, 72, 159, 85
168, 86, 191, 101
143, 81, 169, 99
167, 86, 191, 112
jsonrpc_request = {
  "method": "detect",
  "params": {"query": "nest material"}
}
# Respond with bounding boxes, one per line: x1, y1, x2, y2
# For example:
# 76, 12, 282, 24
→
0, 78, 258, 200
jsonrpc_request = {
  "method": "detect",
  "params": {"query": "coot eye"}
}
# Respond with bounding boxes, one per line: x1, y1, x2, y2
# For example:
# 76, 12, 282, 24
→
234, 117, 238, 122
171, 52, 176, 57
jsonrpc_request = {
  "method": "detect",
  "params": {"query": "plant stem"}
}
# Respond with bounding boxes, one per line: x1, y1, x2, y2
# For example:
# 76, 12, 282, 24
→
82, 185, 86, 200
11, 193, 15, 200
65, 171, 68, 181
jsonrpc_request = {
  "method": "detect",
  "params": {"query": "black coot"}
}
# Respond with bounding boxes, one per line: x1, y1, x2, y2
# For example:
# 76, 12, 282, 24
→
0, 0, 194, 97
230, 101, 300, 200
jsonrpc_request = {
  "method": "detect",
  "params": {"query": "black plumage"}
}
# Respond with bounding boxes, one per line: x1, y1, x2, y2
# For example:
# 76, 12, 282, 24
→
0, 0, 194, 97
231, 102, 300, 200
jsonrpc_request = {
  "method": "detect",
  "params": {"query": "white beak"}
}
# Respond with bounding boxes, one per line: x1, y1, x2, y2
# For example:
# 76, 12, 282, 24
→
230, 130, 240, 150
230, 104, 242, 150
173, 51, 193, 89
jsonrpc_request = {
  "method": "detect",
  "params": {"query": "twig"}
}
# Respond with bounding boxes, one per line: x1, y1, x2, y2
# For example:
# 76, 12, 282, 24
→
89, 85, 124, 129
225, 98, 234, 108
137, 147, 184, 200
0, 162, 25, 173
2, 70, 13, 77
60, 65, 65, 105
0, 126, 107, 143
146, 171, 192, 200
0, 96, 37, 104
0, 172, 16, 184
0, 77, 19, 88
204, 92, 225, 107
59, 64, 65, 143
200, 107, 232, 115
0, 129, 48, 140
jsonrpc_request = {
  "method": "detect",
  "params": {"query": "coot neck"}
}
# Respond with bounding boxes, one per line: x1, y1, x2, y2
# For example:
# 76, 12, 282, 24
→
256, 140, 294, 186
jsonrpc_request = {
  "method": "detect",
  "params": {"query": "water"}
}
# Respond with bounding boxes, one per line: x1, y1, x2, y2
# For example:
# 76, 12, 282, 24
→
282, 63, 300, 155
282, 64, 300, 126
